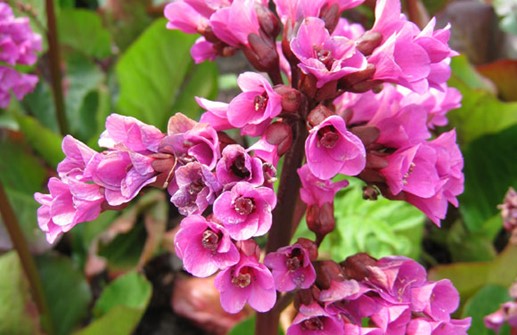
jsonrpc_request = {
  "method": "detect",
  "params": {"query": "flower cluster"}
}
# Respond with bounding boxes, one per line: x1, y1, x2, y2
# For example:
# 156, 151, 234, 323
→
485, 280, 517, 333
0, 2, 41, 108
286, 254, 471, 334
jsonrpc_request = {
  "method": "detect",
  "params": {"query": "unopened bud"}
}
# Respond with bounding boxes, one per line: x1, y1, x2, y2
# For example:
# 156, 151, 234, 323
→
264, 121, 293, 156
339, 64, 376, 89
306, 202, 335, 244
362, 185, 379, 200
274, 85, 304, 114
319, 3, 340, 34
314, 260, 345, 290
365, 152, 388, 170
349, 125, 380, 146
314, 80, 338, 102
236, 239, 260, 258
244, 33, 279, 73
255, 4, 281, 39
348, 80, 383, 93
341, 253, 377, 281
307, 105, 334, 128
356, 31, 383, 56
294, 287, 319, 309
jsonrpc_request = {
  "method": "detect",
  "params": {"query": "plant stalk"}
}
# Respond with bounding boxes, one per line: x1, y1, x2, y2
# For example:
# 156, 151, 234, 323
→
45, 0, 68, 135
405, 0, 430, 29
0, 182, 55, 335
255, 119, 307, 335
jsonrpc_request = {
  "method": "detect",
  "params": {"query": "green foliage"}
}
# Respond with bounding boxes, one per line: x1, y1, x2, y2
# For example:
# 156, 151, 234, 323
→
229, 317, 284, 335
116, 19, 218, 130
0, 252, 41, 335
75, 272, 152, 335
35, 253, 92, 335
294, 178, 425, 261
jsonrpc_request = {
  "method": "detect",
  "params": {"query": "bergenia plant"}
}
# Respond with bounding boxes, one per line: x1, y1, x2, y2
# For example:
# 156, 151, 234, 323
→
34, 0, 472, 333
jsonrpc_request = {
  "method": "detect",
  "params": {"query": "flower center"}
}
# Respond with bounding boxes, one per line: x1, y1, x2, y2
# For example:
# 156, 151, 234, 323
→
286, 247, 304, 271
318, 126, 339, 149
254, 94, 268, 113
230, 154, 251, 179
234, 197, 255, 215
188, 178, 205, 195
201, 229, 220, 251
232, 267, 252, 288
317, 49, 333, 69
302, 317, 324, 330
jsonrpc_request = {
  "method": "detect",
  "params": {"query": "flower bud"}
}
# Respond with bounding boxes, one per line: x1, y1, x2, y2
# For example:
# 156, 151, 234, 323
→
264, 121, 293, 156
349, 125, 380, 146
306, 104, 334, 129
306, 202, 335, 244
314, 260, 345, 290
319, 3, 340, 34
255, 4, 281, 39
356, 31, 383, 56
217, 131, 237, 152
362, 185, 380, 200
274, 85, 304, 114
338, 64, 376, 90
243, 33, 279, 73
341, 253, 376, 281
236, 239, 261, 258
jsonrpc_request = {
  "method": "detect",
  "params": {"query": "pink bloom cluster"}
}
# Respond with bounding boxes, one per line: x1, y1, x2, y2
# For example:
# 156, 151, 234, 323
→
485, 281, 517, 333
287, 254, 471, 335
0, 2, 41, 108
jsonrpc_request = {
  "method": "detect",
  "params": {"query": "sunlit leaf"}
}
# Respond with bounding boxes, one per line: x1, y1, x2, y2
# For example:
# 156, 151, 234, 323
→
476, 59, 517, 102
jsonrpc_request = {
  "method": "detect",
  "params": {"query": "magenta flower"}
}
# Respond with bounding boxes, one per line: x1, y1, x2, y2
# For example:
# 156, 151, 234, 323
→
227, 72, 282, 136
161, 113, 220, 169
411, 279, 459, 322
85, 151, 157, 206
216, 144, 264, 187
213, 182, 276, 240
164, 0, 211, 34
190, 36, 218, 63
305, 115, 366, 180
57, 135, 97, 180
264, 243, 316, 292
408, 318, 471, 335
197, 97, 232, 131
209, 0, 261, 47
175, 215, 239, 277
169, 162, 221, 215
290, 17, 367, 88
214, 252, 276, 313
370, 304, 411, 335
0, 67, 38, 108
98, 114, 164, 153
298, 164, 349, 206
287, 302, 344, 335
34, 177, 104, 244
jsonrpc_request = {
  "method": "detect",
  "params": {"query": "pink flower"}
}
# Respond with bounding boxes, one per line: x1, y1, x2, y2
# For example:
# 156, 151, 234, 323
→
213, 182, 276, 240
287, 302, 344, 335
190, 36, 218, 63
0, 66, 38, 108
197, 97, 232, 131
85, 151, 157, 206
298, 164, 349, 206
305, 115, 366, 180
411, 279, 459, 322
169, 162, 221, 215
98, 114, 164, 153
264, 243, 316, 292
161, 113, 220, 169
227, 72, 282, 136
290, 17, 367, 88
34, 177, 104, 244
210, 0, 261, 47
216, 144, 264, 187
214, 252, 276, 313
57, 135, 97, 180
175, 215, 239, 277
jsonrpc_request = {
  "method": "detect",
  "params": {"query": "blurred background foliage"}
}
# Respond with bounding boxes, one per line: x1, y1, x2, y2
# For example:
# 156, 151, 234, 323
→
0, 0, 516, 334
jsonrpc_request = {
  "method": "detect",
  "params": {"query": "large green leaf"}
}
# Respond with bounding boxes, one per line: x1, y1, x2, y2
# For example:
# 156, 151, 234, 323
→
461, 284, 511, 335
75, 272, 152, 335
0, 252, 41, 335
447, 56, 517, 145
459, 125, 517, 232
115, 19, 212, 129
58, 9, 112, 59
293, 178, 425, 261
35, 253, 92, 335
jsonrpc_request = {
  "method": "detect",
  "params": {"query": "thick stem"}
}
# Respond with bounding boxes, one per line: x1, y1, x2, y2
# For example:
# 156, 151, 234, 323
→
405, 0, 430, 29
45, 0, 68, 135
0, 182, 55, 335
255, 119, 307, 335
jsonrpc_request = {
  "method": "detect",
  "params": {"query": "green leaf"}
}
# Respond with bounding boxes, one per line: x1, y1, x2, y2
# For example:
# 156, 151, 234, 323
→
58, 9, 112, 59
228, 316, 284, 335
293, 178, 425, 261
447, 56, 517, 145
0, 252, 41, 335
16, 115, 64, 168
64, 52, 105, 142
459, 125, 517, 232
115, 19, 202, 129
75, 272, 151, 335
35, 253, 92, 335
446, 221, 496, 262
462, 284, 511, 335
23, 81, 59, 133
